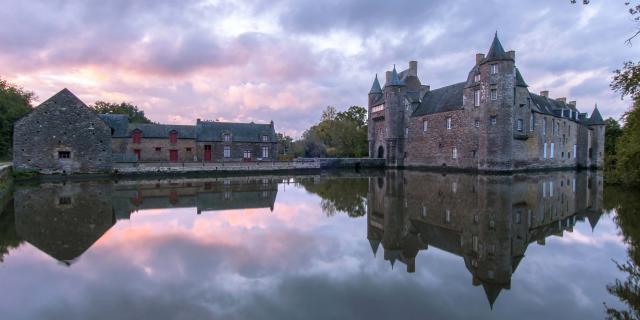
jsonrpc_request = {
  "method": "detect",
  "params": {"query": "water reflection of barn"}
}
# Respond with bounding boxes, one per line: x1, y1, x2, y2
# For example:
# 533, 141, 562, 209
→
366, 170, 604, 308
12, 176, 280, 265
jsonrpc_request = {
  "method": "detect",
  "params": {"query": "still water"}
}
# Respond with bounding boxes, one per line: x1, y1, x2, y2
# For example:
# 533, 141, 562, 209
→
0, 170, 635, 319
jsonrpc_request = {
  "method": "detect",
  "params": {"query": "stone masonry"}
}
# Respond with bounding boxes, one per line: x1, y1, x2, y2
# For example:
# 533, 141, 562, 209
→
368, 33, 606, 171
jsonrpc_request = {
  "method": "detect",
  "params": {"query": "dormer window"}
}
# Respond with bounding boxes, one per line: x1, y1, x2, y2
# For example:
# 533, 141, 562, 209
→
474, 74, 481, 82
169, 130, 178, 144
132, 130, 142, 144
223, 133, 231, 142
262, 135, 269, 142
490, 64, 498, 74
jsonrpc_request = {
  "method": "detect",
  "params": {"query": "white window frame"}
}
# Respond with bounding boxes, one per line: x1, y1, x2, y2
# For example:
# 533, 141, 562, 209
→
490, 89, 497, 101
452, 147, 458, 159
261, 146, 269, 158
223, 145, 231, 158
517, 119, 523, 132
446, 117, 452, 129
530, 113, 535, 132
491, 64, 498, 74
405, 127, 409, 138
490, 116, 497, 126
262, 135, 269, 142
223, 134, 231, 142
475, 119, 480, 128
543, 142, 547, 159
474, 74, 481, 82
474, 90, 481, 107
550, 143, 555, 159
422, 120, 428, 132
573, 144, 576, 158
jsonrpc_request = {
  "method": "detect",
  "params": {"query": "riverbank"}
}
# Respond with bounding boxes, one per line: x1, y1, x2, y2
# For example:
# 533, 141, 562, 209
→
0, 163, 13, 210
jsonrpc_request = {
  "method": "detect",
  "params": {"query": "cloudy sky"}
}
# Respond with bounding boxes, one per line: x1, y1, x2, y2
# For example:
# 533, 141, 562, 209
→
1, 0, 638, 137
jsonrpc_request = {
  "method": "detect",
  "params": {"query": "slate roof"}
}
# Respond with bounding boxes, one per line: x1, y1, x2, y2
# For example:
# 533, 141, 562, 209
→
196, 121, 276, 142
128, 123, 196, 139
515, 68, 528, 87
369, 74, 382, 94
484, 32, 512, 62
588, 106, 605, 125
411, 82, 465, 117
386, 65, 405, 87
42, 88, 89, 109
98, 114, 129, 138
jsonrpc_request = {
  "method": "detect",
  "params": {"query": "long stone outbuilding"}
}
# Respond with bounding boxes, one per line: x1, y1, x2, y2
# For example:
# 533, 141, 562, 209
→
367, 33, 606, 171
13, 89, 278, 174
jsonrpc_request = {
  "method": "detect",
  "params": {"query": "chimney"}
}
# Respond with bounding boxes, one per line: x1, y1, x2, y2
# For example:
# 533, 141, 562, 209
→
420, 85, 430, 97
540, 90, 549, 98
507, 50, 515, 60
569, 101, 576, 107
476, 53, 485, 65
408, 61, 418, 77
196, 118, 201, 123
556, 97, 566, 103
385, 71, 392, 84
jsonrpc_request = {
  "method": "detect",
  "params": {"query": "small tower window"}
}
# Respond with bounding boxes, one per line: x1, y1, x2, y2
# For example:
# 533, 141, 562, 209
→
490, 116, 497, 126
474, 74, 481, 82
452, 147, 458, 159
422, 120, 428, 132
490, 89, 497, 100
446, 117, 452, 129
474, 90, 481, 107
490, 64, 498, 74
475, 119, 480, 128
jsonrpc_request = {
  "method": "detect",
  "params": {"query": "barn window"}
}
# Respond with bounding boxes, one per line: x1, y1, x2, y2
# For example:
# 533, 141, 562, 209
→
132, 130, 142, 144
58, 151, 71, 159
169, 130, 178, 144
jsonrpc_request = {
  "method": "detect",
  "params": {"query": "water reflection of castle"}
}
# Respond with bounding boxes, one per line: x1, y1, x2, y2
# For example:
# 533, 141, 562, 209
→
367, 170, 604, 308
11, 176, 279, 265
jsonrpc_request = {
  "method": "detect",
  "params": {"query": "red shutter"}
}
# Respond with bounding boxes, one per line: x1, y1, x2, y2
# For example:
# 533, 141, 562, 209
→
169, 131, 177, 144
132, 131, 141, 144
170, 150, 178, 162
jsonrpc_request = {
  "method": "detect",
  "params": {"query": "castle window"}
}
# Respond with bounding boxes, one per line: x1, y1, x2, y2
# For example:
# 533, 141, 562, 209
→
405, 127, 409, 138
474, 90, 481, 107
543, 118, 547, 135
490, 89, 497, 100
446, 117, 452, 129
475, 119, 480, 128
224, 146, 231, 158
452, 147, 458, 159
490, 116, 497, 126
262, 135, 269, 142
423, 120, 428, 132
550, 143, 555, 158
474, 73, 481, 82
155, 147, 161, 152
530, 113, 535, 131
371, 104, 384, 113
517, 119, 523, 131
58, 151, 70, 159
169, 130, 178, 144
224, 133, 231, 142
573, 144, 577, 158
132, 130, 142, 144
490, 64, 498, 74
262, 146, 269, 158
543, 143, 547, 159
186, 147, 192, 152
58, 197, 72, 205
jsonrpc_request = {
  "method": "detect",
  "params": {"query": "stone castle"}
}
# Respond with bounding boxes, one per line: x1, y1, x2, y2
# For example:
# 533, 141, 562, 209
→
368, 33, 605, 171
13, 89, 277, 174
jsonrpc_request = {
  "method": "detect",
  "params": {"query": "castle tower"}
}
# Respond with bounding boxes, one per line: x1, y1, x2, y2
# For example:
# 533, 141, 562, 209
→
368, 74, 383, 158
587, 105, 605, 168
465, 33, 517, 171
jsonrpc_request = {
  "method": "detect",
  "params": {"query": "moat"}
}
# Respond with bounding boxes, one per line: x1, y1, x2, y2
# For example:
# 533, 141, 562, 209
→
0, 170, 635, 319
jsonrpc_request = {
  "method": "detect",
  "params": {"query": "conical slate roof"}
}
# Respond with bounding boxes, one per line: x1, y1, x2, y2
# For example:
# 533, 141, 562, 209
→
515, 68, 528, 87
369, 238, 381, 256
485, 32, 512, 62
386, 65, 405, 87
589, 105, 605, 125
369, 74, 382, 94
482, 283, 504, 309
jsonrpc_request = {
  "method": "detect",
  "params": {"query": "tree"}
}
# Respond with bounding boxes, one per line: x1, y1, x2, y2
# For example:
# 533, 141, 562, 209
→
92, 101, 152, 123
0, 78, 35, 160
605, 117, 624, 183
615, 99, 640, 186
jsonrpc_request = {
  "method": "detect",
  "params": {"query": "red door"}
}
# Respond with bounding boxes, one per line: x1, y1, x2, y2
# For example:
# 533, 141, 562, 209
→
204, 145, 212, 161
134, 149, 141, 161
170, 150, 178, 162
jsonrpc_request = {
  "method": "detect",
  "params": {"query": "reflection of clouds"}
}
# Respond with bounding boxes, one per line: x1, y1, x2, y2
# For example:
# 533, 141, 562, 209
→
0, 184, 629, 319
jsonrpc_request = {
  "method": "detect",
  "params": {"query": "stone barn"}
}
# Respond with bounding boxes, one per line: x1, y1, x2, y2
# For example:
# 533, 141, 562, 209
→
13, 88, 112, 174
